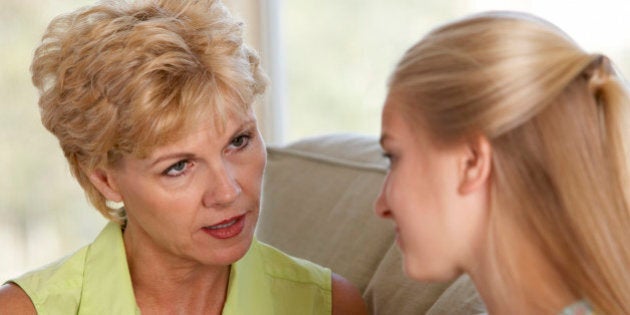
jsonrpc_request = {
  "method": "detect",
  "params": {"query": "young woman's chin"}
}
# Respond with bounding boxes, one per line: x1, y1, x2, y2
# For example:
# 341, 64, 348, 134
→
402, 256, 462, 283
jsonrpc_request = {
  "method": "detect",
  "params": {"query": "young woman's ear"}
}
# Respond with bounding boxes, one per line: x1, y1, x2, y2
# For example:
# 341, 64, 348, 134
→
458, 135, 492, 195
87, 167, 123, 202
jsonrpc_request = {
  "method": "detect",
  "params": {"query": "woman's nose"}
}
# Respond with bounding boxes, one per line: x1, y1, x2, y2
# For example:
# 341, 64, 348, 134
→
202, 163, 242, 208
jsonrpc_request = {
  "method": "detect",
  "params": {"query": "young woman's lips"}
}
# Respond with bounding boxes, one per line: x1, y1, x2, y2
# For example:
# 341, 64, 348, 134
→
202, 214, 247, 239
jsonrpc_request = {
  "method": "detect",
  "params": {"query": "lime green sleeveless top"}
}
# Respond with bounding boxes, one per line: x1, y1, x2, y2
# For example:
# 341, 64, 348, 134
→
8, 222, 332, 314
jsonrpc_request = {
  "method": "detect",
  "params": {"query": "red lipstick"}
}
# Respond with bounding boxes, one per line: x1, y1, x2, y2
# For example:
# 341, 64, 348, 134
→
202, 214, 246, 239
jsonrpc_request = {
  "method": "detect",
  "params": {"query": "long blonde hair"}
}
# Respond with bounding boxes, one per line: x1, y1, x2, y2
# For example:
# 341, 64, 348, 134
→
389, 11, 630, 314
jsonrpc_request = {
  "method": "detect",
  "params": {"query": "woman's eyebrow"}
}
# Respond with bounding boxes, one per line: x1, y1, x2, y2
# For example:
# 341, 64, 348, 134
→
149, 152, 195, 168
226, 118, 256, 138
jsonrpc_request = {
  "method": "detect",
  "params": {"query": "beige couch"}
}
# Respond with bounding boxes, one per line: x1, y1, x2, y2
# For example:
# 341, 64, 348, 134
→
256, 133, 485, 314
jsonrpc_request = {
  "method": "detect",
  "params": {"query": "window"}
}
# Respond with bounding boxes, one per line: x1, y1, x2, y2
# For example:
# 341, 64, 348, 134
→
281, 0, 630, 143
0, 0, 101, 282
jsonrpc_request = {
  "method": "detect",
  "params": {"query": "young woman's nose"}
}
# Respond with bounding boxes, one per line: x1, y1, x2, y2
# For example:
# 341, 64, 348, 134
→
202, 163, 242, 209
374, 178, 392, 219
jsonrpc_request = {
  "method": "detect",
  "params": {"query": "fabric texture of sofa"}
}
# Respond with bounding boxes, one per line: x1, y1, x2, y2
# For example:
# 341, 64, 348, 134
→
256, 133, 486, 314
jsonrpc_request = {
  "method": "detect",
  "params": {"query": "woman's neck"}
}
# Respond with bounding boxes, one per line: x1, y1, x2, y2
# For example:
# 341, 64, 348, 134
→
123, 222, 230, 315
468, 237, 578, 315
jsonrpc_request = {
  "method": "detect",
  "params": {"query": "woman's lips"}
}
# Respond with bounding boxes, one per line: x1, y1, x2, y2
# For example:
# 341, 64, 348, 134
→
202, 214, 246, 239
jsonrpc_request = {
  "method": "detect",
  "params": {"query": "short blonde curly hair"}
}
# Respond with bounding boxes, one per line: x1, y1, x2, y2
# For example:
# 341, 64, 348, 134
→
31, 0, 267, 223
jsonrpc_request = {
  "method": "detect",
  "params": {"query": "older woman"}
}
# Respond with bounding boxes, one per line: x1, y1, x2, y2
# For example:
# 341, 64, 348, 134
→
0, 0, 367, 314
375, 11, 630, 315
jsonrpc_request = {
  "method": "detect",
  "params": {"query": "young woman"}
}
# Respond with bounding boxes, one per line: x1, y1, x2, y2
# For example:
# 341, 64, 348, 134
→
375, 11, 630, 314
0, 1, 367, 314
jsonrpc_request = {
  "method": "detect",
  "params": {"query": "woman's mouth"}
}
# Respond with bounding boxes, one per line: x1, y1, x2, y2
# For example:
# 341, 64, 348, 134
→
207, 218, 239, 230
202, 214, 247, 239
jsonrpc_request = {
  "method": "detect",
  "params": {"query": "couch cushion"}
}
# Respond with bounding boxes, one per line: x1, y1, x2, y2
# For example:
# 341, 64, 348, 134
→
257, 133, 484, 314
258, 134, 391, 292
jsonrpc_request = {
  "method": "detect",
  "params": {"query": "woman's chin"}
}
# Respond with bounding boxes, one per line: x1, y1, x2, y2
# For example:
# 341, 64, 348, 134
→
197, 232, 255, 267
192, 212, 258, 266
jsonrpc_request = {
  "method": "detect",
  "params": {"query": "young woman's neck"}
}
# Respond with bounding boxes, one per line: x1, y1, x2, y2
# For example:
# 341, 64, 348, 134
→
468, 237, 578, 315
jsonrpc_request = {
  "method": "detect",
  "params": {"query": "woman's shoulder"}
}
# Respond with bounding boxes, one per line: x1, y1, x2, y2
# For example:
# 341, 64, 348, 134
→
2, 223, 138, 314
0, 283, 37, 315
226, 239, 333, 314
17, 245, 89, 282
4, 245, 90, 313
249, 240, 368, 314
331, 273, 368, 315
2, 222, 122, 313
254, 240, 331, 285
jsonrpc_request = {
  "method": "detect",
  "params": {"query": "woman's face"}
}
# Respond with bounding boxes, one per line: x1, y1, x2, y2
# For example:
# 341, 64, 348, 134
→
105, 110, 266, 267
375, 95, 488, 281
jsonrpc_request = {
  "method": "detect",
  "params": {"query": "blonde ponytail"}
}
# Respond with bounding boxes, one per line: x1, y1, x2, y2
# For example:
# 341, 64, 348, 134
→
589, 57, 630, 205
389, 12, 630, 314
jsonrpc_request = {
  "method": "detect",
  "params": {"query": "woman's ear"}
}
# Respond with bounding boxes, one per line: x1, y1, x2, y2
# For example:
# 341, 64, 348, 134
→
87, 167, 123, 202
458, 135, 492, 195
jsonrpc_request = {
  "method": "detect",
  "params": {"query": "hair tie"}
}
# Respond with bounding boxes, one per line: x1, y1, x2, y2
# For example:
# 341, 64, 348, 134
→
583, 55, 612, 95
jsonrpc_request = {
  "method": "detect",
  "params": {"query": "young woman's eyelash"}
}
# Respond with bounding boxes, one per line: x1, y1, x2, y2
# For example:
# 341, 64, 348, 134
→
382, 151, 395, 162
382, 152, 395, 168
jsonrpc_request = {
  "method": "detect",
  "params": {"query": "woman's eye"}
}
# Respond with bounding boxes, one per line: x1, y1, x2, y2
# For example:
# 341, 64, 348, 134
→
163, 160, 189, 177
230, 134, 250, 149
